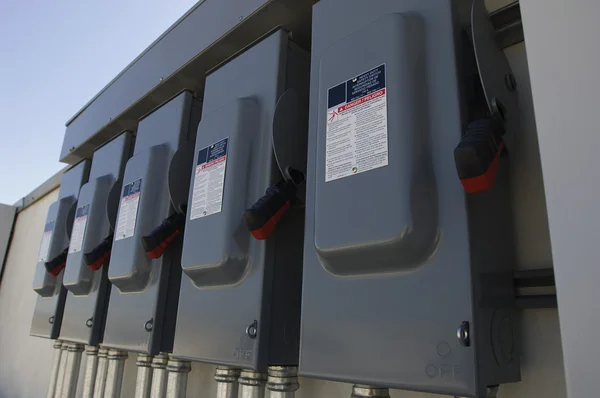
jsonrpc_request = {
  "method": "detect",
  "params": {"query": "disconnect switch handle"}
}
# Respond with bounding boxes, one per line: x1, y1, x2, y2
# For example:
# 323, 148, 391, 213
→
141, 211, 186, 259
454, 118, 505, 194
84, 234, 114, 271
244, 178, 298, 240
45, 248, 69, 277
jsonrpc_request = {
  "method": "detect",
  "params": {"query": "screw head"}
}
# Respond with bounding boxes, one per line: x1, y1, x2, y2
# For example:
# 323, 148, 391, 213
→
246, 320, 258, 339
144, 319, 154, 332
457, 321, 470, 347
86, 318, 93, 327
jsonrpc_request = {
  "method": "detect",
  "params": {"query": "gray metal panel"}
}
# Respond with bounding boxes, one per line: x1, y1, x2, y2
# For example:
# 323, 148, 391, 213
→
60, 0, 313, 165
173, 31, 308, 370
0, 204, 16, 281
60, 133, 133, 345
299, 1, 518, 397
102, 92, 201, 354
30, 160, 90, 339
314, 14, 438, 276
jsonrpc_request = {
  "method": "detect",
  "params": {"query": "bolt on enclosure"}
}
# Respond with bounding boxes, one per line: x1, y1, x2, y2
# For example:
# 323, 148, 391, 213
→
31, 160, 90, 339
172, 30, 309, 370
299, 1, 519, 397
102, 91, 201, 354
59, 132, 133, 346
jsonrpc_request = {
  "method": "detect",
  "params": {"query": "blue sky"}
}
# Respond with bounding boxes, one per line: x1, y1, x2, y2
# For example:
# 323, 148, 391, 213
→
0, 0, 197, 204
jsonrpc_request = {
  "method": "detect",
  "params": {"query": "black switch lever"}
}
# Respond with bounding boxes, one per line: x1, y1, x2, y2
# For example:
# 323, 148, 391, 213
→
84, 234, 114, 271
142, 207, 186, 259
45, 248, 69, 277
244, 167, 304, 240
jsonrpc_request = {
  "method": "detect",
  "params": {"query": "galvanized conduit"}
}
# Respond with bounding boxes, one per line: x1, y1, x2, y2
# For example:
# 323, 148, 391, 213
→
61, 343, 85, 398
103, 349, 128, 398
351, 385, 390, 398
53, 342, 70, 398
150, 353, 169, 398
135, 353, 154, 398
92, 348, 109, 398
166, 355, 191, 398
215, 367, 241, 398
46, 340, 64, 398
81, 346, 99, 398
238, 370, 267, 398
266, 366, 299, 398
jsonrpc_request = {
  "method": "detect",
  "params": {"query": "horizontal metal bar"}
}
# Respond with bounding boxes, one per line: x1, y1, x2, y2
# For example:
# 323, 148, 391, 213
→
60, 0, 313, 165
490, 1, 524, 49
516, 294, 558, 309
514, 268, 555, 288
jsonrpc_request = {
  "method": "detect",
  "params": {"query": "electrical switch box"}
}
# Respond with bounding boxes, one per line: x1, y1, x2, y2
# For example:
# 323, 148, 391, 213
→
173, 30, 309, 370
299, 1, 519, 397
31, 160, 90, 339
102, 91, 201, 354
59, 132, 133, 346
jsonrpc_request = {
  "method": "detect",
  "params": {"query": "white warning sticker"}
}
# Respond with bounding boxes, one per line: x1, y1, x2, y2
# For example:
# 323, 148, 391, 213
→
190, 138, 228, 220
325, 64, 388, 182
69, 204, 90, 254
38, 221, 54, 262
115, 178, 142, 241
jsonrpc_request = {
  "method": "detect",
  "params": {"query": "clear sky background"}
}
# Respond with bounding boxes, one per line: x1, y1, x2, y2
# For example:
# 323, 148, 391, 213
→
0, 0, 197, 205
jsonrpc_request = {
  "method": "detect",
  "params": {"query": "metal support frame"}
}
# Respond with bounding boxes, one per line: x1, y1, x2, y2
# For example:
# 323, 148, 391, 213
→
490, 1, 523, 49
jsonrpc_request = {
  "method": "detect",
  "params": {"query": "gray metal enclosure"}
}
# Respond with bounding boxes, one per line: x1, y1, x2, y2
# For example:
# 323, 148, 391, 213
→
59, 132, 133, 346
173, 29, 310, 371
11, 0, 583, 397
102, 92, 201, 354
299, 1, 518, 397
31, 160, 90, 339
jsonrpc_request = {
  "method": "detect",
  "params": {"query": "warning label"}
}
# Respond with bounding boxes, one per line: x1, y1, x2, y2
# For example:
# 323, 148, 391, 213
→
69, 204, 90, 254
115, 178, 142, 241
325, 64, 388, 182
38, 221, 55, 262
190, 138, 228, 220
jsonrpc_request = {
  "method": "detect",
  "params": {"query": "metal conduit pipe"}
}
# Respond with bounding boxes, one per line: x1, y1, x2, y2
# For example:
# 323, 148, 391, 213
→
135, 353, 154, 398
150, 353, 168, 398
82, 346, 99, 398
215, 366, 241, 398
238, 370, 267, 398
166, 355, 192, 398
54, 342, 70, 398
351, 385, 390, 398
92, 348, 109, 398
46, 340, 64, 398
266, 366, 299, 398
61, 343, 85, 398
103, 349, 128, 398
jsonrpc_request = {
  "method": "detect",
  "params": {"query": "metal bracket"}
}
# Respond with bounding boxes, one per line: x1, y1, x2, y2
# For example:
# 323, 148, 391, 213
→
472, 0, 520, 135
490, 2, 523, 49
